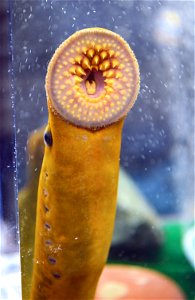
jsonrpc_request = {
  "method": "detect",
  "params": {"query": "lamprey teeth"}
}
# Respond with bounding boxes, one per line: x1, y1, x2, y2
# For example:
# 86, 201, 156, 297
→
115, 71, 122, 79
95, 44, 101, 52
103, 70, 115, 78
74, 76, 83, 83
100, 50, 108, 60
46, 28, 140, 128
75, 66, 86, 76
111, 58, 119, 68
82, 57, 91, 70
69, 66, 77, 75
87, 48, 95, 58
108, 49, 115, 57
104, 79, 115, 86
75, 55, 83, 64
99, 60, 110, 71
105, 86, 114, 93
92, 55, 100, 65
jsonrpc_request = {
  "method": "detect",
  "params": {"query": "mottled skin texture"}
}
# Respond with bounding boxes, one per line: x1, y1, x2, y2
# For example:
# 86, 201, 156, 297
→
20, 27, 139, 300
19, 126, 45, 300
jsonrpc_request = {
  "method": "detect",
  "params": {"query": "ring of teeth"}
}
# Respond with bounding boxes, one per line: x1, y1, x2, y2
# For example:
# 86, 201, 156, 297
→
46, 28, 140, 128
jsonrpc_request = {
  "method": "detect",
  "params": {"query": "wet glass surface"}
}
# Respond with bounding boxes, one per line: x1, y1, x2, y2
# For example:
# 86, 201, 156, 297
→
12, 0, 194, 215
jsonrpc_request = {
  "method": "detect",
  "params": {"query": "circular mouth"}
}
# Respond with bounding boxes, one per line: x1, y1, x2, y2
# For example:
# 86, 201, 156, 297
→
46, 28, 140, 129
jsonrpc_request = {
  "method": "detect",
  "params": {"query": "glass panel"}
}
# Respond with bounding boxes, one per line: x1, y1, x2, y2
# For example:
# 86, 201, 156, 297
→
1, 1, 193, 299
0, 1, 20, 299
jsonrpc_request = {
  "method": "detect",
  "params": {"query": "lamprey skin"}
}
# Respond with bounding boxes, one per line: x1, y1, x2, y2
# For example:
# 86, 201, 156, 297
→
30, 27, 140, 300
19, 126, 45, 300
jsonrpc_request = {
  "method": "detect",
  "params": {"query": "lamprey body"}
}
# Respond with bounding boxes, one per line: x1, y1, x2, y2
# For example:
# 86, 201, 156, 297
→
29, 28, 140, 300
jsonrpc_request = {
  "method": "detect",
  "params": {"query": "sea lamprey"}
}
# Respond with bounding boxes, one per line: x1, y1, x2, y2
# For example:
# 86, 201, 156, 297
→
29, 28, 140, 300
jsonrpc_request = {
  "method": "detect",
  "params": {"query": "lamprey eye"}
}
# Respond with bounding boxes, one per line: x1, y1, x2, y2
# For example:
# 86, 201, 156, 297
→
44, 130, 52, 146
46, 28, 140, 129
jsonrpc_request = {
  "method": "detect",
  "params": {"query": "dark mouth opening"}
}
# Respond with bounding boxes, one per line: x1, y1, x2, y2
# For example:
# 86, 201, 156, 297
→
81, 70, 105, 98
87, 71, 95, 84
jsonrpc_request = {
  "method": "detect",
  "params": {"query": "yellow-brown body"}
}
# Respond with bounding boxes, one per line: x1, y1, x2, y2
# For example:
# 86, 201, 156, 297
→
30, 110, 124, 299
26, 27, 139, 300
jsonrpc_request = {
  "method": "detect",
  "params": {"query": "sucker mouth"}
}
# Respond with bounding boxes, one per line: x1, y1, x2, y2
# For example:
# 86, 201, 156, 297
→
46, 28, 140, 129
